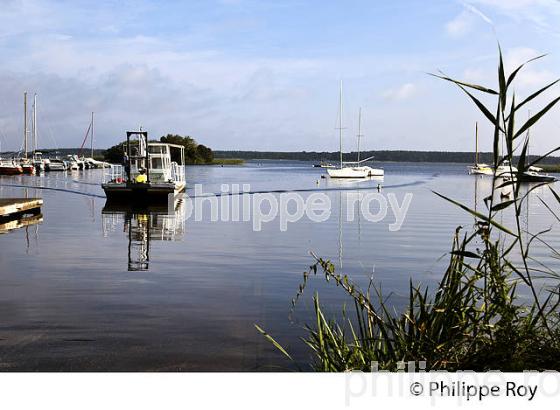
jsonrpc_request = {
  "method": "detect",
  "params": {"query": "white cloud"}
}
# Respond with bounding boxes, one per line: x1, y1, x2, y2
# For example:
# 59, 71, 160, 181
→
446, 11, 475, 36
382, 83, 417, 101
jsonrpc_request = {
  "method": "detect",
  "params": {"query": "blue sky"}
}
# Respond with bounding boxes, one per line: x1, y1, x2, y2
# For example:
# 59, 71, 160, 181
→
0, 0, 559, 153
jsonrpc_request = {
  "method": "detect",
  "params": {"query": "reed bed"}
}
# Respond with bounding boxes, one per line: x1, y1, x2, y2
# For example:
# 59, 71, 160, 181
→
257, 47, 560, 371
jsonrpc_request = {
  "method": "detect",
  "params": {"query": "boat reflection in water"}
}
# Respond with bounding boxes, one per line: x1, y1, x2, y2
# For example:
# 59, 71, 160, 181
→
101, 200, 185, 271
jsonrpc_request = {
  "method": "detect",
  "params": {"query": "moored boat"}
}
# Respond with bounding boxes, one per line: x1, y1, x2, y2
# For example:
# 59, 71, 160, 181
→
519, 166, 556, 183
45, 158, 67, 171
468, 123, 493, 176
495, 160, 518, 178
327, 84, 384, 179
20, 160, 35, 175
0, 160, 24, 175
102, 131, 186, 204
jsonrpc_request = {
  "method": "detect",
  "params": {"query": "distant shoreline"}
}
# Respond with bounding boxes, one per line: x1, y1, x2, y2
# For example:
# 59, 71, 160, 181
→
213, 150, 560, 165
3, 148, 559, 166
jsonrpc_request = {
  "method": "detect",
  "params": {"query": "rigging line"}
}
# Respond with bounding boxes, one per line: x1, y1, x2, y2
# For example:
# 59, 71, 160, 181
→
78, 121, 92, 155
0, 182, 105, 198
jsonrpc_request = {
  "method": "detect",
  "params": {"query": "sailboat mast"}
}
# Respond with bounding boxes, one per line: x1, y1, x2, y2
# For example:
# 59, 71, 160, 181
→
339, 80, 343, 169
91, 111, 94, 158
357, 107, 362, 162
32, 94, 37, 156
475, 121, 478, 165
23, 91, 28, 159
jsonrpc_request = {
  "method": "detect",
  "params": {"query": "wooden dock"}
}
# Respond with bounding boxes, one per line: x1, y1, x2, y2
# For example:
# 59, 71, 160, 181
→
0, 198, 43, 219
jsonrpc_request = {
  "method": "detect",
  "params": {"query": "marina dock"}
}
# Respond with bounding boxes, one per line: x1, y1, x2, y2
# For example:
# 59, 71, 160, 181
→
0, 198, 43, 219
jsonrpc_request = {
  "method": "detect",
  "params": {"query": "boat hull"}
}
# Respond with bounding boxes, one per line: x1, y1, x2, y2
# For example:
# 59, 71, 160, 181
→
0, 165, 24, 175
518, 173, 557, 183
22, 165, 35, 175
327, 166, 384, 178
45, 164, 66, 171
102, 182, 186, 204
468, 166, 493, 176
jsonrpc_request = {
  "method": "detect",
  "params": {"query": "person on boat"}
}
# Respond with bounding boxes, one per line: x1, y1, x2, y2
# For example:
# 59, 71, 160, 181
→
135, 168, 147, 183
123, 152, 131, 181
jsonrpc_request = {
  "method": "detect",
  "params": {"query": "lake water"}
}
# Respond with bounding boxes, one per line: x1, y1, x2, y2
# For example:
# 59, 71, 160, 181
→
1, 161, 559, 371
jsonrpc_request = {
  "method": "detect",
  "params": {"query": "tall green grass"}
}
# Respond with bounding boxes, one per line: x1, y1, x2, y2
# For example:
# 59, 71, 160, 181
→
256, 47, 560, 371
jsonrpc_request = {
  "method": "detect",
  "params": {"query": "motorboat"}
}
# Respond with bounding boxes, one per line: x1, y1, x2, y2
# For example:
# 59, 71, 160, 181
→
45, 158, 67, 171
519, 166, 556, 183
20, 159, 36, 175
495, 160, 518, 178
0, 159, 23, 175
33, 152, 45, 172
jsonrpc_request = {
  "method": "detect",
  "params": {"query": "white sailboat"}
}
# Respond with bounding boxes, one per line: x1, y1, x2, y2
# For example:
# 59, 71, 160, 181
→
20, 92, 35, 175
468, 122, 492, 176
327, 82, 384, 178
31, 94, 45, 172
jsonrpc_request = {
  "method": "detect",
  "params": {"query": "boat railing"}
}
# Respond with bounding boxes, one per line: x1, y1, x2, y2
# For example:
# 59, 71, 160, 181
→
170, 162, 185, 183
104, 164, 124, 183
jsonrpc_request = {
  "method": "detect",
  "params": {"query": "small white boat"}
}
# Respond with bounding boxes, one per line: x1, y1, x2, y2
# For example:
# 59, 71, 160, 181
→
83, 157, 111, 168
495, 160, 518, 178
469, 163, 493, 175
45, 158, 67, 171
33, 152, 45, 172
67, 159, 80, 171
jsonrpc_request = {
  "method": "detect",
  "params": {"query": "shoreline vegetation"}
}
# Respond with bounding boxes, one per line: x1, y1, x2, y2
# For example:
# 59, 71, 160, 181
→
3, 148, 558, 169
212, 158, 244, 165
257, 48, 560, 371
215, 150, 560, 166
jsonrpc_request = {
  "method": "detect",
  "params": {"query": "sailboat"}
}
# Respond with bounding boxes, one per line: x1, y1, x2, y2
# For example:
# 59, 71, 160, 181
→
468, 122, 492, 176
327, 82, 384, 178
20, 92, 35, 175
31, 94, 45, 172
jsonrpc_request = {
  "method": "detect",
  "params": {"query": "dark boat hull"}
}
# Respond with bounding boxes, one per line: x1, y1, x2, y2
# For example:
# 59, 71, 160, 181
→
518, 173, 557, 183
0, 166, 24, 175
102, 182, 185, 204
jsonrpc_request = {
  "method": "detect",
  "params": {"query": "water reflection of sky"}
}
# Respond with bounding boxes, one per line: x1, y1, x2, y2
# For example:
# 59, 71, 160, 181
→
0, 162, 559, 370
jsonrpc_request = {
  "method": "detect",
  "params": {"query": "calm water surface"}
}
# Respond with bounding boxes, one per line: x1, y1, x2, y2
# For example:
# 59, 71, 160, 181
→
1, 161, 559, 370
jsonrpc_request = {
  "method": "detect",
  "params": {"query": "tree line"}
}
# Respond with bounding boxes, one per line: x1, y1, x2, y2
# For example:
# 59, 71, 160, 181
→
103, 134, 214, 164
213, 150, 560, 164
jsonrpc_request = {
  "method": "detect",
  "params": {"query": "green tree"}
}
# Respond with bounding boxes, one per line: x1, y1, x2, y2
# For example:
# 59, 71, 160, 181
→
103, 134, 214, 164
103, 141, 127, 164
160, 134, 214, 164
